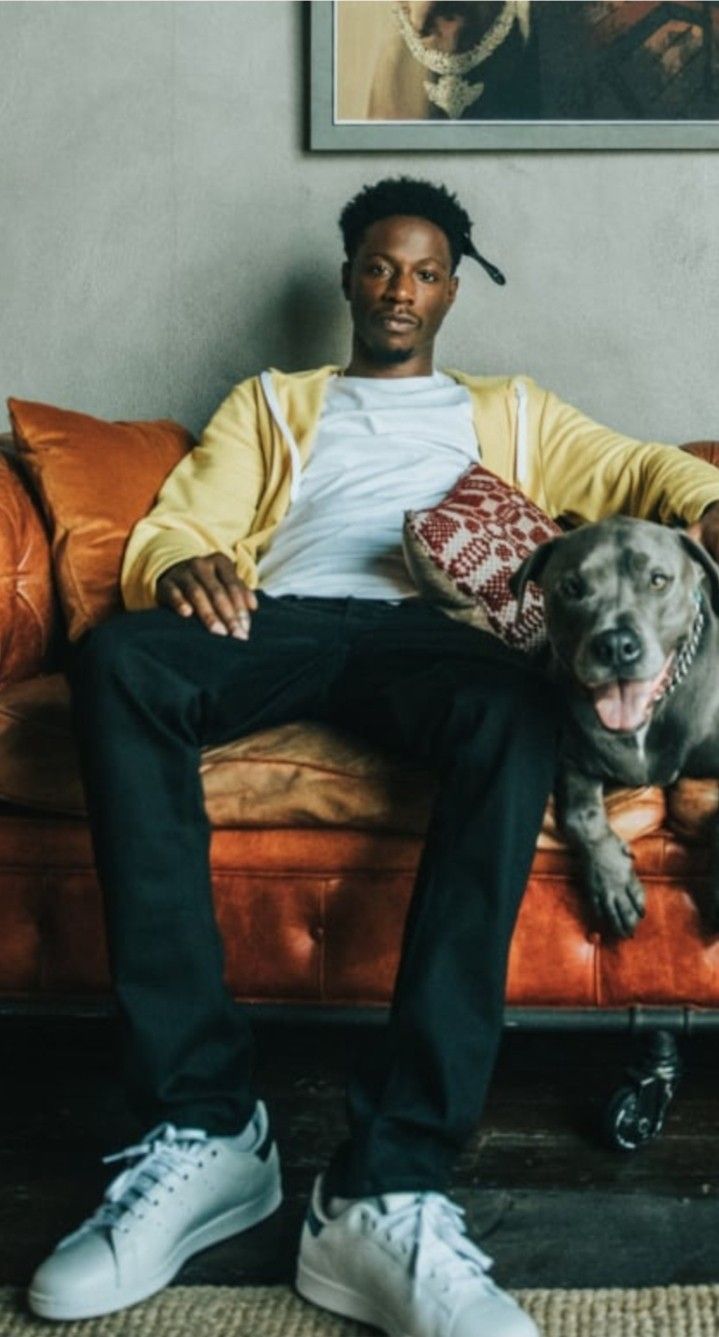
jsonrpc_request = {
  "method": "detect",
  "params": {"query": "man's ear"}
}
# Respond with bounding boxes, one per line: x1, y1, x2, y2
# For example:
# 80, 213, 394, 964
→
341, 261, 351, 301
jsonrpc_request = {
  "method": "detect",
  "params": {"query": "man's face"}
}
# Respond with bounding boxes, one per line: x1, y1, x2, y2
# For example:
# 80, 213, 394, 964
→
342, 215, 459, 368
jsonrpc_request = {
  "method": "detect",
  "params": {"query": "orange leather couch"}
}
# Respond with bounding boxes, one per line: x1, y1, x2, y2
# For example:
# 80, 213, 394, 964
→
1, 432, 719, 1048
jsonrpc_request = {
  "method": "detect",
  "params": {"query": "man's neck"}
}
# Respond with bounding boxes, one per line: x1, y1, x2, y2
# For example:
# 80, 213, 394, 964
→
343, 344, 435, 379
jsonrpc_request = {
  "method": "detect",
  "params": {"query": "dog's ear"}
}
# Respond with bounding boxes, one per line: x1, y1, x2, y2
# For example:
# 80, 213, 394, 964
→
678, 532, 719, 614
510, 536, 565, 617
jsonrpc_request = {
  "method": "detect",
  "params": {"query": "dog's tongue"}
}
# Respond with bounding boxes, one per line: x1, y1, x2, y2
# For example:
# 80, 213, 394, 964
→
590, 658, 674, 732
591, 681, 655, 732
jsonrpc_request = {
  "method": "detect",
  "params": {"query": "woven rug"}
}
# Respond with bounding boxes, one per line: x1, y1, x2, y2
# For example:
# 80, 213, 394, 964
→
2, 1284, 719, 1337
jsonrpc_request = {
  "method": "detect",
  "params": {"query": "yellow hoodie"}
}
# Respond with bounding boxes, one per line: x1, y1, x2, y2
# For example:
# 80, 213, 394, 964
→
120, 366, 719, 611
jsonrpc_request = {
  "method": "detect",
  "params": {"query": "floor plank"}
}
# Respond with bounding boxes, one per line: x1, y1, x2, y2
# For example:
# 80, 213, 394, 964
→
1, 1018, 718, 1290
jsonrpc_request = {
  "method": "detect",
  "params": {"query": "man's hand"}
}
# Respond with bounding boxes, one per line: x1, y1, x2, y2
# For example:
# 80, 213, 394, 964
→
687, 501, 719, 564
156, 553, 258, 639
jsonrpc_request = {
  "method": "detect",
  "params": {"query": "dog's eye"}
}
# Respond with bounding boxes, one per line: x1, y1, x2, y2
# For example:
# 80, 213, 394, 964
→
561, 575, 585, 598
650, 571, 672, 589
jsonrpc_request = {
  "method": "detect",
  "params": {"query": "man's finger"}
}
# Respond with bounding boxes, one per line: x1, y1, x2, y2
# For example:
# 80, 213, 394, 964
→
213, 560, 257, 637
157, 580, 194, 617
174, 574, 229, 635
156, 554, 258, 637
215, 557, 258, 611
217, 587, 254, 636
226, 603, 253, 641
201, 577, 248, 635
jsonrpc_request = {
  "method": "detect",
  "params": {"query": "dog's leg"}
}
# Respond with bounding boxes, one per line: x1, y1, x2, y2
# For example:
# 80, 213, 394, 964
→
556, 764, 646, 938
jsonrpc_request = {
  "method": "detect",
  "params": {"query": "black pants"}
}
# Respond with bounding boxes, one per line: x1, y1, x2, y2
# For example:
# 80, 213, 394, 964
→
66, 593, 559, 1196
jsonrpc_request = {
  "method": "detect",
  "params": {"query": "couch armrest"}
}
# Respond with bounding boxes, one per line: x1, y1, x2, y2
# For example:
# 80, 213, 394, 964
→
681, 440, 719, 469
0, 450, 55, 686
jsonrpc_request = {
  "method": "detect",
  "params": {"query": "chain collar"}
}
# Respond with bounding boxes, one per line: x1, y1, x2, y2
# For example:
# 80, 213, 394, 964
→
393, 1, 529, 119
661, 597, 706, 703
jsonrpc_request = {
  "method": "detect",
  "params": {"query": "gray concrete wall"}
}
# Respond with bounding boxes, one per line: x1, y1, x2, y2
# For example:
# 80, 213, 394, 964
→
1, 0, 717, 441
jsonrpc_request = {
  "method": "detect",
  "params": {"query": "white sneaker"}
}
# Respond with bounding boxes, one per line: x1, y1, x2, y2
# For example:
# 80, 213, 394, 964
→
28, 1101, 281, 1320
296, 1175, 537, 1337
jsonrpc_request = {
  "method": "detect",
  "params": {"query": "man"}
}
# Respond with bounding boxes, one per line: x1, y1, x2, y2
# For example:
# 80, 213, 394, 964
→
28, 178, 719, 1337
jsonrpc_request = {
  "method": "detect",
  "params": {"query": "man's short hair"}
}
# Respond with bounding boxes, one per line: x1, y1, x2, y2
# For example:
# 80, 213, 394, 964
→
339, 177, 473, 274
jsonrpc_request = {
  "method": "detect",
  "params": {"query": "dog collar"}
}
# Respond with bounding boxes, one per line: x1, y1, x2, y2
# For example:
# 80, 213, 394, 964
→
659, 598, 706, 704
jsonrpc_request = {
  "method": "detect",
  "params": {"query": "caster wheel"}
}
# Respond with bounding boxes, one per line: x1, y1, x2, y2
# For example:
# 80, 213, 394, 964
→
602, 1030, 681, 1152
603, 1084, 662, 1151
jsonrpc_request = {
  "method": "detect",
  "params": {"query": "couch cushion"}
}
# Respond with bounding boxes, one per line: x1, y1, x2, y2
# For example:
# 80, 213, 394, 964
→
0, 673, 434, 831
403, 463, 560, 653
7, 399, 192, 642
0, 455, 55, 687
0, 674, 668, 845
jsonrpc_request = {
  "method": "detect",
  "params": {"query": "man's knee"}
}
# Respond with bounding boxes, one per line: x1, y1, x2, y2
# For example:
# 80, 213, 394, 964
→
452, 659, 555, 715
446, 666, 560, 749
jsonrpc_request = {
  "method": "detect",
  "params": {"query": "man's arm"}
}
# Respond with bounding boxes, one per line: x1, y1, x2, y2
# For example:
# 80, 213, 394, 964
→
120, 378, 265, 614
535, 385, 719, 557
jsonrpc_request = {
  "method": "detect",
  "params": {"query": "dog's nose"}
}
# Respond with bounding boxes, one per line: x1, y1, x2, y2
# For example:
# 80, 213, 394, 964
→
591, 627, 642, 670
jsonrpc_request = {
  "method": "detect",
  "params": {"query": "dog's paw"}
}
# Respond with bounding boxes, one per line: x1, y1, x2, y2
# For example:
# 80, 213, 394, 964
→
583, 841, 646, 938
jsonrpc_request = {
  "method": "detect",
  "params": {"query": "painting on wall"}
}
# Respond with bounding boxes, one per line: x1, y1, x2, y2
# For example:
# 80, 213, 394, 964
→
310, 0, 719, 149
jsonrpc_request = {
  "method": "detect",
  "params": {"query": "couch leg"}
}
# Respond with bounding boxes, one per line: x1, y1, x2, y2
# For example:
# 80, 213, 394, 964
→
602, 1029, 682, 1151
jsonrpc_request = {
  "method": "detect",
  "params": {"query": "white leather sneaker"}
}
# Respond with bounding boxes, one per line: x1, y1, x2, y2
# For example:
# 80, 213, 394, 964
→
296, 1175, 537, 1337
28, 1101, 281, 1320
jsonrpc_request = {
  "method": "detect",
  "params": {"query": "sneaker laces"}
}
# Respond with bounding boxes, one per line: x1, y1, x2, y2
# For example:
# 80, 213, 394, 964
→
370, 1193, 498, 1297
80, 1123, 209, 1236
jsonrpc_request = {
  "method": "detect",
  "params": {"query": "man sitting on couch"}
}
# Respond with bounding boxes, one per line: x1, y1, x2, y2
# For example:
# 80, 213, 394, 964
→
29, 177, 719, 1337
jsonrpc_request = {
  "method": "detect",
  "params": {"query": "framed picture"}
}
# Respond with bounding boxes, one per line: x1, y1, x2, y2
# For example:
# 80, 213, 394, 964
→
310, 0, 719, 150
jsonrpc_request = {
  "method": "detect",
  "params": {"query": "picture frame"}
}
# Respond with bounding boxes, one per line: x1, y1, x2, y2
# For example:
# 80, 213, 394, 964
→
309, 0, 719, 151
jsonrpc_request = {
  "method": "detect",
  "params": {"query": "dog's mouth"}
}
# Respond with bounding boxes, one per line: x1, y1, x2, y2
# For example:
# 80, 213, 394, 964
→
584, 653, 676, 733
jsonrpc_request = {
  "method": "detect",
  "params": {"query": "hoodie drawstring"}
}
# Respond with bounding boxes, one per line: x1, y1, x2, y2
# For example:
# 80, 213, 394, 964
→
260, 370, 302, 505
514, 378, 529, 486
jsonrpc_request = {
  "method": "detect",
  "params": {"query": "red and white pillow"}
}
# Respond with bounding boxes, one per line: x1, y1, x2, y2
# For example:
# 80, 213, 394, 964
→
403, 463, 560, 653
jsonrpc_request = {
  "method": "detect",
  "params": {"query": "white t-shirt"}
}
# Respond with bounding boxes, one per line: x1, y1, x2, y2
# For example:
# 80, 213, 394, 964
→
257, 371, 478, 600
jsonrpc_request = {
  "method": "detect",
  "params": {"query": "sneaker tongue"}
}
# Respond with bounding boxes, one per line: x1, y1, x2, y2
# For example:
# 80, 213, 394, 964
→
378, 1192, 421, 1211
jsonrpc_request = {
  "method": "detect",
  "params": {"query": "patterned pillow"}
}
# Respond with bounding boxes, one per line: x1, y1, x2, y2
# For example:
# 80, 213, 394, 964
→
403, 463, 560, 652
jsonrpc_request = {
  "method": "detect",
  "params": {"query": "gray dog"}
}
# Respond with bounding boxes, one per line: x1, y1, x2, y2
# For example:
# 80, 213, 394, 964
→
511, 516, 719, 938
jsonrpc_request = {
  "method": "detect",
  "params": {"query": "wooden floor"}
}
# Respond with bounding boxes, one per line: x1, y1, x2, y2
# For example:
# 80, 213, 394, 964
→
2, 1017, 719, 1293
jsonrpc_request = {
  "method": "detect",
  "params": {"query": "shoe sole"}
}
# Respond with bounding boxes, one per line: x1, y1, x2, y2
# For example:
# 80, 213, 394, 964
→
28, 1177, 283, 1321
296, 1258, 399, 1337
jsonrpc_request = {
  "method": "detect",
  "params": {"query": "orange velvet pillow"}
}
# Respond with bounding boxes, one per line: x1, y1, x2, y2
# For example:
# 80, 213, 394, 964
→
8, 398, 192, 641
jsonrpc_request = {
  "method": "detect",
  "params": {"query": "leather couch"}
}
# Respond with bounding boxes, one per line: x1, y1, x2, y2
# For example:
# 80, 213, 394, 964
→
1, 429, 718, 1142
